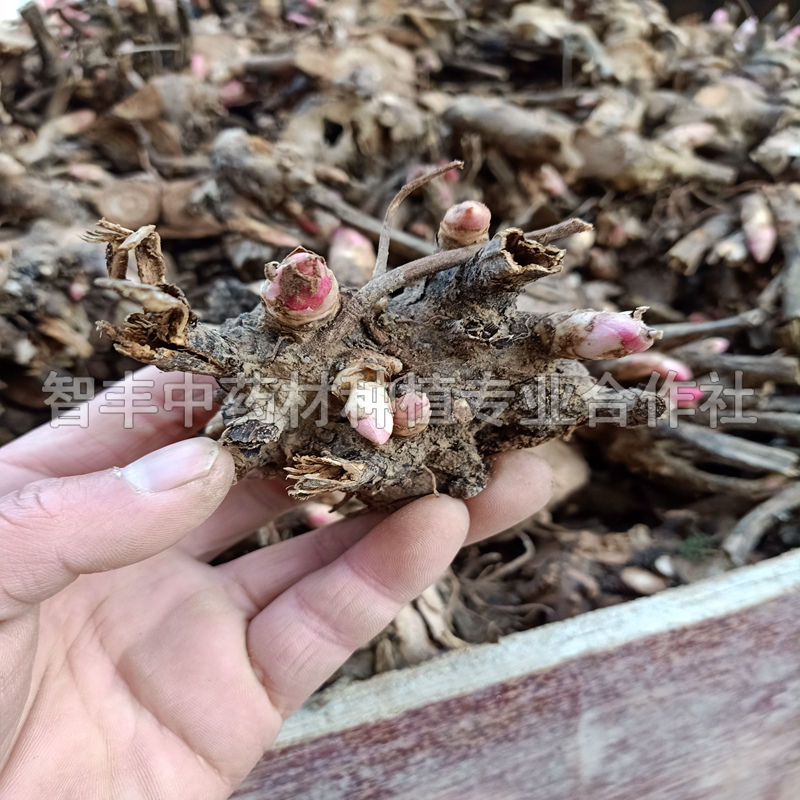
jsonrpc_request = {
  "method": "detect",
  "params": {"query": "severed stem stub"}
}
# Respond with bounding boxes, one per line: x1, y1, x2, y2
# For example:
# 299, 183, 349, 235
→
88, 166, 665, 511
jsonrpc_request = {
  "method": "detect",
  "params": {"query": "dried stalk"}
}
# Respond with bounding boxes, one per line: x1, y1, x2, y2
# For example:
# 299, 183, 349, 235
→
723, 486, 800, 566
658, 309, 767, 347
372, 161, 463, 279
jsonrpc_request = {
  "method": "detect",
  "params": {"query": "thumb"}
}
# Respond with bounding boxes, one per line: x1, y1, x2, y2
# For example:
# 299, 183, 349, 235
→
0, 438, 234, 620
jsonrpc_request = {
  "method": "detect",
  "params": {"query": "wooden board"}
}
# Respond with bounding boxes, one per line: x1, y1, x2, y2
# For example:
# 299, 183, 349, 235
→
233, 550, 800, 800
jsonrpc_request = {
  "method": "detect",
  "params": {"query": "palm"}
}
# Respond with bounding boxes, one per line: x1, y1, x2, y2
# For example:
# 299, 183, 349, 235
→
33, 551, 276, 798
0, 369, 551, 799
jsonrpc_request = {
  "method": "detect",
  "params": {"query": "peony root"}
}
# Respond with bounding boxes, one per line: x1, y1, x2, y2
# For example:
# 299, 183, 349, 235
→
89, 166, 665, 510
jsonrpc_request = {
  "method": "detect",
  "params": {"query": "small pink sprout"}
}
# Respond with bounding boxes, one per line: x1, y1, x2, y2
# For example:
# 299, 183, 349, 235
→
438, 201, 492, 250
332, 227, 372, 250
304, 503, 344, 528
393, 392, 432, 437
68, 280, 89, 302
538, 164, 569, 197
191, 54, 207, 79
261, 247, 340, 327
344, 383, 394, 445
704, 337, 730, 354
439, 159, 461, 183
406, 163, 455, 208
297, 217, 320, 236
710, 8, 729, 25
550, 307, 661, 360
678, 336, 731, 356
67, 163, 113, 186
660, 122, 717, 150
410, 221, 434, 239
55, 109, 96, 136
608, 224, 627, 248
670, 384, 704, 408
741, 193, 776, 264
611, 352, 693, 383
219, 80, 248, 109
608, 351, 700, 407
734, 16, 758, 51
286, 11, 314, 25
777, 25, 800, 49
62, 5, 91, 21
328, 227, 376, 287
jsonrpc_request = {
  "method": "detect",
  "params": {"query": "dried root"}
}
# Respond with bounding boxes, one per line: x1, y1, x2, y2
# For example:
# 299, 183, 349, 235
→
90, 168, 666, 509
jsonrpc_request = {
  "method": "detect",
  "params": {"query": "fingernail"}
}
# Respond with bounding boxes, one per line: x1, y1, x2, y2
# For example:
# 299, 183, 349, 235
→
121, 438, 220, 493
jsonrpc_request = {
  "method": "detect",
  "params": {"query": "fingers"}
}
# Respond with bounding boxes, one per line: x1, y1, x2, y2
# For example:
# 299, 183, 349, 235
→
178, 476, 302, 561
463, 450, 553, 545
246, 496, 469, 717
0, 438, 234, 621
187, 449, 551, 562
217, 513, 385, 613
220, 450, 552, 604
0, 367, 218, 495
232, 451, 548, 715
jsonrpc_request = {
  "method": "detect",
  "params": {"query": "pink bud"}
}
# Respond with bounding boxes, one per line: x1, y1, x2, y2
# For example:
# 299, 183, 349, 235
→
734, 16, 757, 51
61, 5, 90, 21
261, 247, 340, 328
351, 417, 392, 445
670, 384, 704, 408
68, 281, 89, 302
410, 221, 434, 239
437, 201, 492, 250
704, 337, 730, 354
54, 109, 96, 136
777, 25, 800, 49
659, 122, 717, 150
545, 307, 661, 360
328, 227, 376, 287
304, 503, 344, 528
68, 163, 113, 186
343, 382, 393, 445
676, 337, 731, 357
407, 163, 456, 210
538, 164, 569, 197
741, 193, 776, 264
286, 11, 314, 24
393, 392, 432, 437
609, 352, 702, 407
191, 54, 207, 78
219, 80, 248, 109
610, 352, 693, 383
710, 8, 729, 25
439, 159, 461, 183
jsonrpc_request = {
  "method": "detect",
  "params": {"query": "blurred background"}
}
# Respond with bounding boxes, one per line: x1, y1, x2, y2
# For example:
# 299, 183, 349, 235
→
0, 0, 798, 711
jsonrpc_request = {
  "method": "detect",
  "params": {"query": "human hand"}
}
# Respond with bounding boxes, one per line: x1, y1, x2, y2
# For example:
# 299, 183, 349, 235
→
0, 368, 552, 799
